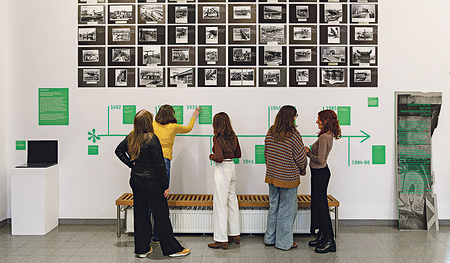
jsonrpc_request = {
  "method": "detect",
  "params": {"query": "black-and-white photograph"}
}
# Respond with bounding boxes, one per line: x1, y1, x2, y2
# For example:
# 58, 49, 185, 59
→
139, 28, 157, 42
112, 28, 130, 42
78, 0, 105, 2
139, 68, 164, 87
139, 5, 164, 23
293, 27, 311, 41
205, 48, 218, 63
233, 28, 251, 42
143, 46, 161, 65
354, 69, 371, 82
169, 68, 194, 86
321, 68, 346, 86
203, 6, 220, 19
83, 69, 101, 82
175, 6, 188, 24
296, 69, 309, 82
78, 68, 105, 87
115, 69, 127, 87
264, 46, 282, 65
229, 68, 254, 86
79, 5, 105, 24
138, 26, 164, 45
205, 69, 217, 86
78, 27, 97, 42
264, 6, 282, 20
352, 46, 376, 65
294, 49, 311, 62
263, 69, 280, 84
176, 27, 188, 43
78, 47, 105, 66
112, 48, 131, 63
260, 25, 285, 44
205, 27, 219, 44
351, 4, 376, 23
82, 49, 99, 63
355, 27, 373, 41
324, 4, 343, 23
172, 49, 190, 62
233, 48, 252, 62
233, 6, 251, 19
327, 26, 340, 43
321, 46, 346, 64
296, 6, 308, 20
109, 5, 134, 24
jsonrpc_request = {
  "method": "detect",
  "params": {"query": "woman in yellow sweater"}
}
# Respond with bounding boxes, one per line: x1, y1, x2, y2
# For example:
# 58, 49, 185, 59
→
150, 104, 201, 242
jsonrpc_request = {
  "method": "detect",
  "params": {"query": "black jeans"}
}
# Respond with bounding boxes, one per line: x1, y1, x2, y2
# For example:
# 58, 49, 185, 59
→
310, 165, 334, 238
130, 176, 184, 255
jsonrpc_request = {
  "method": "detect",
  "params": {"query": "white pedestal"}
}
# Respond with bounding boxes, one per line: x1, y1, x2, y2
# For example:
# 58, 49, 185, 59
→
11, 165, 59, 235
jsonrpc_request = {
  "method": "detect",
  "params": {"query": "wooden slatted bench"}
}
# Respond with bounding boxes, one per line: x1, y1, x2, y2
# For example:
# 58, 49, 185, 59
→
116, 193, 340, 237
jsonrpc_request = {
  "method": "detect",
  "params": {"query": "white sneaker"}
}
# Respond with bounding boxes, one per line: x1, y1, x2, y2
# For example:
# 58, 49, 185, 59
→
138, 247, 153, 258
169, 248, 190, 257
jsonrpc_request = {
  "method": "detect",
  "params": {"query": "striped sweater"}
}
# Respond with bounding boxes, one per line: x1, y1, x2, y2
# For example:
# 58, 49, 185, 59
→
264, 129, 307, 188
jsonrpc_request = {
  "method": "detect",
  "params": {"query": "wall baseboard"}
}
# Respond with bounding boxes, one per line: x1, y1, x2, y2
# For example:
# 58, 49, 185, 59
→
0, 219, 7, 229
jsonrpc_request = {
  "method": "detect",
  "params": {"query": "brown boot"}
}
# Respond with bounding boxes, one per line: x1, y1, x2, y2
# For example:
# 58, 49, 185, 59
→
208, 242, 228, 250
228, 235, 240, 244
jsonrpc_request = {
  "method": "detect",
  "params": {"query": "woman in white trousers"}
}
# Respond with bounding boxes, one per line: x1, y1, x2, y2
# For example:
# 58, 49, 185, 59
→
208, 112, 242, 250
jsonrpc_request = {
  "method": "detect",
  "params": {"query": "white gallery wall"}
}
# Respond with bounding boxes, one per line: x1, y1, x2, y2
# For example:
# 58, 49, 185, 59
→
4, 0, 450, 221
0, 0, 8, 222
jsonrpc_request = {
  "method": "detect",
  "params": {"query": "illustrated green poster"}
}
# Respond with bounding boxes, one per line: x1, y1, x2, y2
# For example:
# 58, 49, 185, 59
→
38, 88, 69, 125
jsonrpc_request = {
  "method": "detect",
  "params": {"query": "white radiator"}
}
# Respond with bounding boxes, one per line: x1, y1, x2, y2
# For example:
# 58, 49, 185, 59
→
125, 207, 311, 234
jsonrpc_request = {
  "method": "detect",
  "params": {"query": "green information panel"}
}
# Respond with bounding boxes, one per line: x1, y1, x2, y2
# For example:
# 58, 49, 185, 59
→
172, 105, 184, 124
372, 145, 385, 164
233, 158, 239, 164
39, 88, 69, 125
368, 97, 379, 107
337, 106, 351, 126
199, 105, 212, 125
255, 145, 265, 164
123, 105, 136, 124
88, 145, 99, 155
16, 141, 26, 150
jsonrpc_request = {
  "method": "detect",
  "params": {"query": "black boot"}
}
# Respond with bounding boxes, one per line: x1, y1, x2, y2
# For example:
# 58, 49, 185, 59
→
308, 231, 323, 247
315, 237, 336, 253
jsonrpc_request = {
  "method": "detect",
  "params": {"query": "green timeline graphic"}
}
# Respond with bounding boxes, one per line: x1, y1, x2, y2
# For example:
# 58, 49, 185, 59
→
87, 103, 384, 167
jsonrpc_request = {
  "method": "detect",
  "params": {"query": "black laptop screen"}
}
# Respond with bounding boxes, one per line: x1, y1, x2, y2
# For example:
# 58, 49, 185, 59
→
27, 140, 58, 165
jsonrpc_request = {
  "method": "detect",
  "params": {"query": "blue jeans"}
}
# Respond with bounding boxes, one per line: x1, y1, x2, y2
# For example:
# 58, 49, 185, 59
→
149, 158, 171, 238
264, 184, 298, 250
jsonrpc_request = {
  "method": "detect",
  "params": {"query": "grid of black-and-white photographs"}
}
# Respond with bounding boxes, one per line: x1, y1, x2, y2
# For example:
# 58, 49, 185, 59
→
77, 0, 378, 88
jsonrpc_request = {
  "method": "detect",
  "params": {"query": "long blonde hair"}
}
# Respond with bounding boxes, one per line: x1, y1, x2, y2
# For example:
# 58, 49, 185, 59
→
127, 109, 154, 160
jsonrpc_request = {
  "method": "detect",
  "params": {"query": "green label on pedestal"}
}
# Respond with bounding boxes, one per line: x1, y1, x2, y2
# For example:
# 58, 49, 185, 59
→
372, 145, 385, 164
172, 105, 184, 124
16, 141, 26, 150
233, 158, 239, 164
123, 105, 136, 124
337, 106, 351, 125
255, 145, 265, 164
199, 105, 212, 124
88, 145, 99, 155
39, 88, 69, 125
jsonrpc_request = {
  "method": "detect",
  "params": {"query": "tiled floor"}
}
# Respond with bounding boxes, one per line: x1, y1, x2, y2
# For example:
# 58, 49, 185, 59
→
0, 224, 450, 263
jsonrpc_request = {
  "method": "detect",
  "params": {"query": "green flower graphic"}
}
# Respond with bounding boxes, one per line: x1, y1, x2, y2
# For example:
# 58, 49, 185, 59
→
88, 129, 101, 143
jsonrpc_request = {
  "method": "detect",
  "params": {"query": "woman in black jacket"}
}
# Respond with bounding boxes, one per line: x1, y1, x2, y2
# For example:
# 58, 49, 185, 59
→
115, 109, 190, 258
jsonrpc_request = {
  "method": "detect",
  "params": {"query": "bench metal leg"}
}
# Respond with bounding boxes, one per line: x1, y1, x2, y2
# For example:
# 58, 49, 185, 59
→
335, 207, 338, 237
117, 205, 121, 238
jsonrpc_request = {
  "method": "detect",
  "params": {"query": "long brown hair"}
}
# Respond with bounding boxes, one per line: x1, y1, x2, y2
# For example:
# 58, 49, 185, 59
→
213, 112, 237, 152
155, 104, 177, 125
268, 105, 297, 142
127, 109, 154, 160
318, 109, 341, 140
